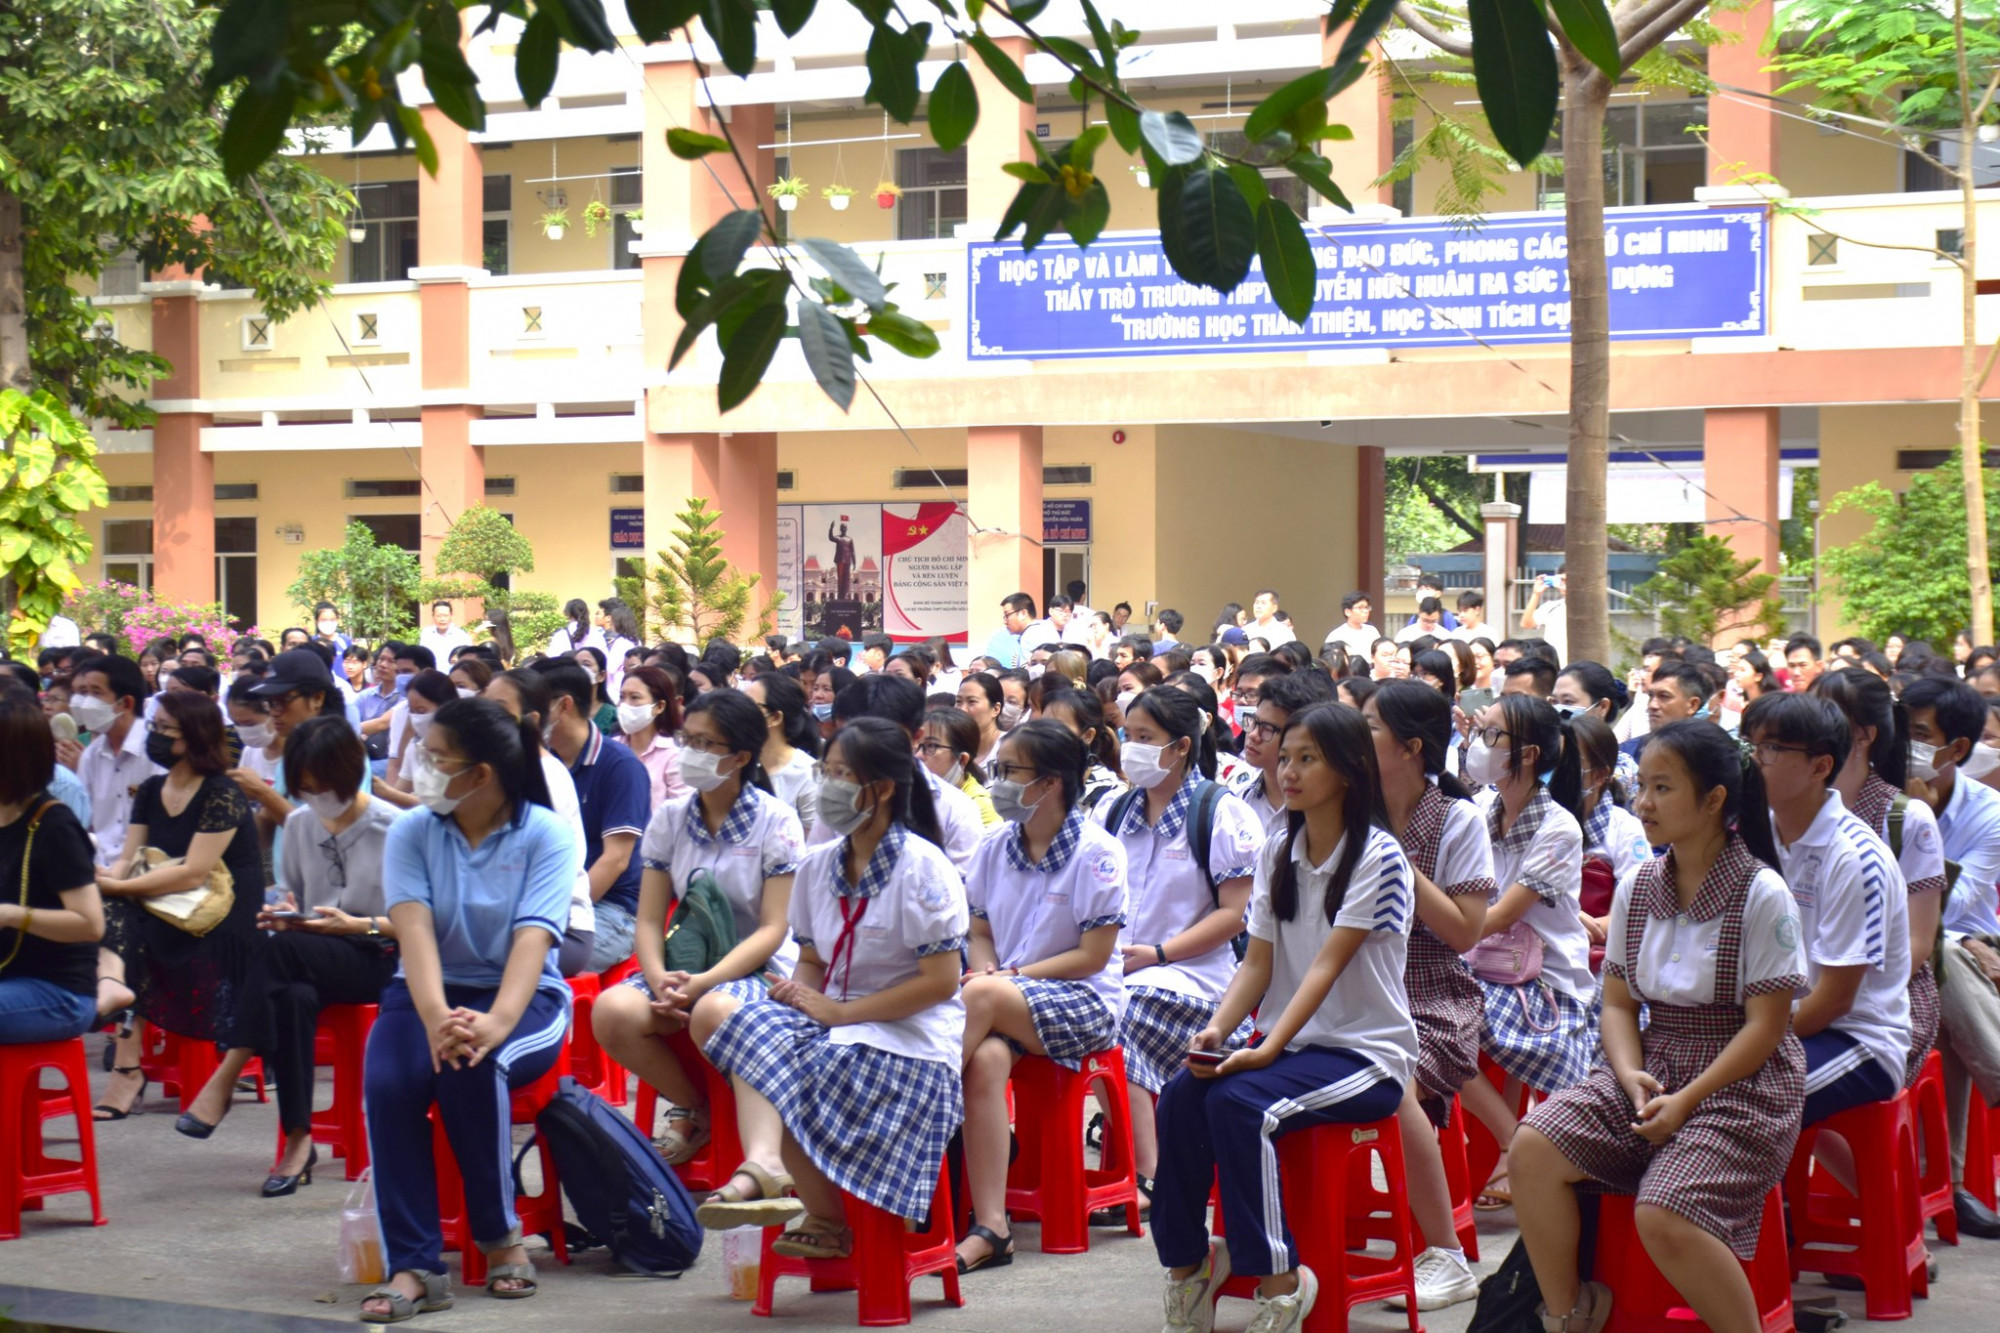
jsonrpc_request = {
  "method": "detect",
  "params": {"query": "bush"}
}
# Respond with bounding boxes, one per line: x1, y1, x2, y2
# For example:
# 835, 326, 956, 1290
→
63, 581, 257, 657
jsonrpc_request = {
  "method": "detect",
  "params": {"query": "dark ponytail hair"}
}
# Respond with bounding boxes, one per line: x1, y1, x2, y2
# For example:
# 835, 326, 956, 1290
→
753, 671, 822, 759
1569, 713, 1626, 810
407, 668, 457, 710
1043, 688, 1122, 780
999, 719, 1087, 810
1123, 684, 1217, 780
494, 666, 552, 727
686, 688, 775, 795
1369, 680, 1471, 800
923, 707, 989, 786
1496, 693, 1583, 821
1271, 703, 1388, 926
431, 697, 553, 814
1812, 667, 1909, 788
1641, 719, 1780, 869
1164, 670, 1237, 761
829, 717, 943, 851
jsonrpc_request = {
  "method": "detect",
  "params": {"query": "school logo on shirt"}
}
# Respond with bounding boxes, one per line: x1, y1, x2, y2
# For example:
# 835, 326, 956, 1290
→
1092, 853, 1120, 885
1776, 913, 1799, 951
1233, 823, 1260, 854
1912, 823, 1937, 856
918, 875, 952, 911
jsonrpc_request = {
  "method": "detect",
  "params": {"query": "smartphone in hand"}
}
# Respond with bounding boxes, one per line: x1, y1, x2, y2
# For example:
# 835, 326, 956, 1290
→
1186, 1049, 1228, 1068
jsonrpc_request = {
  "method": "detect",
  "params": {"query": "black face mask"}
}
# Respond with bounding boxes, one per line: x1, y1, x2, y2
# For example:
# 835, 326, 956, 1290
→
144, 731, 181, 769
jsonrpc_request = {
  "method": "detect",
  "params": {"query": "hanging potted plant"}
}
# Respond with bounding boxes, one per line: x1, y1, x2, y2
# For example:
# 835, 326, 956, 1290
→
581, 199, 612, 238
822, 183, 856, 212
540, 208, 570, 241
346, 215, 367, 244
622, 207, 644, 237
767, 175, 809, 212
1130, 163, 1151, 189
874, 180, 901, 210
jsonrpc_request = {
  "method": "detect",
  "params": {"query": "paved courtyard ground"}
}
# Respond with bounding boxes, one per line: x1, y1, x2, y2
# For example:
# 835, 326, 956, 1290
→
2, 1050, 1999, 1331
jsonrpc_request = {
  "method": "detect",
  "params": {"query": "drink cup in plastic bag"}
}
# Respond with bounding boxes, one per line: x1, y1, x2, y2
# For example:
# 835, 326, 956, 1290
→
721, 1225, 761, 1300
339, 1168, 386, 1286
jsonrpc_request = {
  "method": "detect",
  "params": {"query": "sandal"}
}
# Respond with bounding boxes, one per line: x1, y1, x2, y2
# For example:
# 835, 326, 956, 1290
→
771, 1214, 854, 1260
654, 1104, 711, 1166
695, 1160, 806, 1230
484, 1261, 538, 1301
1090, 1172, 1152, 1227
1476, 1167, 1512, 1211
954, 1223, 1014, 1275
93, 1066, 147, 1122
1539, 1279, 1612, 1333
359, 1269, 453, 1324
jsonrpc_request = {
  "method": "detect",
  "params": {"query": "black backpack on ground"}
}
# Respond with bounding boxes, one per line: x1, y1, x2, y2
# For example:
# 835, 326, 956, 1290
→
531, 1076, 702, 1276
1466, 1191, 1600, 1333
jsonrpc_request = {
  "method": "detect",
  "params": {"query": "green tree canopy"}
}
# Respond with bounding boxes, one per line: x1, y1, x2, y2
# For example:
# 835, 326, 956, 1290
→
288, 522, 424, 642
1821, 449, 1995, 650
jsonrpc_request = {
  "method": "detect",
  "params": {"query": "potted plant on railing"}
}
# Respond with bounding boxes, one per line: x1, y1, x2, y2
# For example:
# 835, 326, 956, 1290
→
581, 199, 612, 237
347, 215, 367, 244
874, 180, 901, 210
767, 175, 809, 212
540, 208, 570, 241
623, 207, 644, 237
822, 183, 856, 212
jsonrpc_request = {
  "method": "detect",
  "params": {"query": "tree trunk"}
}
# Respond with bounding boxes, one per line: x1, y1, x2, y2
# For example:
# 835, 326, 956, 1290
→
1562, 60, 1612, 665
1958, 0, 1993, 645
0, 175, 26, 626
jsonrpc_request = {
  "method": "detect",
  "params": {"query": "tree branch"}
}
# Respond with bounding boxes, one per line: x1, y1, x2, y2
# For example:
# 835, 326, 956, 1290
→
1973, 56, 2000, 126
1415, 469, 1484, 539
1395, 3, 1474, 58
1617, 0, 1705, 68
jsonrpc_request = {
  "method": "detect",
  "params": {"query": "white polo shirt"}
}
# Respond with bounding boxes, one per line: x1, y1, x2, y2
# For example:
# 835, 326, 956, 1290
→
1585, 801, 1655, 881
1227, 768, 1288, 839
639, 785, 804, 975
965, 809, 1130, 1023
1246, 823, 1418, 1087
808, 766, 981, 870
1476, 788, 1594, 1001
541, 750, 594, 934
1607, 862, 1805, 1006
1432, 795, 1498, 892
1933, 772, 2000, 938
1323, 621, 1380, 657
1774, 789, 1913, 1088
76, 718, 164, 867
789, 826, 968, 1066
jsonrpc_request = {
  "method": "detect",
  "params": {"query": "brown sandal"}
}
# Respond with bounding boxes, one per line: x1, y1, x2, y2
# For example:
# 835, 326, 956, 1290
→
771, 1213, 853, 1259
1475, 1168, 1512, 1211
695, 1159, 805, 1230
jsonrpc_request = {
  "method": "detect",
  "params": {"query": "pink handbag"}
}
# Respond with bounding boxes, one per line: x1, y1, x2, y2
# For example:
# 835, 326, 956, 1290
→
1467, 920, 1545, 986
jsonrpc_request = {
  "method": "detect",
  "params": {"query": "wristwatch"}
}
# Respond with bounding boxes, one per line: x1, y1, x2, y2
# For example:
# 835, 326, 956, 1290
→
366, 917, 381, 938
1154, 943, 1169, 966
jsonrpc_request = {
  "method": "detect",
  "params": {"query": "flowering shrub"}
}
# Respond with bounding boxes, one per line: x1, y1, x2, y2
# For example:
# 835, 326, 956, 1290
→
63, 580, 259, 657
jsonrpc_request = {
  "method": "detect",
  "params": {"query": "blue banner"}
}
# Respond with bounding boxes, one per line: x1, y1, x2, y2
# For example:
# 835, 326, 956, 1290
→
1042, 499, 1091, 544
966, 205, 1766, 361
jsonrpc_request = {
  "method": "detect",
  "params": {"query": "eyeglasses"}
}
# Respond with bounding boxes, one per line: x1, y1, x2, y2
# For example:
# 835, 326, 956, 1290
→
991, 763, 1041, 784
1471, 726, 1517, 747
1748, 741, 1812, 764
1232, 690, 1261, 707
682, 734, 736, 756
319, 834, 348, 890
1245, 718, 1281, 743
811, 761, 857, 783
916, 740, 955, 757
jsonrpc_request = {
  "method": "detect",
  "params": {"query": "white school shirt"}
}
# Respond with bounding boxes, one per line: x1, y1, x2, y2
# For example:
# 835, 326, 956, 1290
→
1773, 789, 1912, 1087
964, 809, 1130, 1023
1933, 772, 2000, 939
1245, 824, 1419, 1088
807, 765, 981, 871
640, 785, 805, 976
1585, 802, 1655, 881
1475, 788, 1595, 1001
1097, 775, 1262, 1004
77, 720, 165, 867
767, 748, 821, 838
1227, 768, 1288, 839
788, 827, 969, 1066
540, 750, 595, 934
1323, 622, 1380, 657
1606, 860, 1806, 1006
1431, 793, 1499, 892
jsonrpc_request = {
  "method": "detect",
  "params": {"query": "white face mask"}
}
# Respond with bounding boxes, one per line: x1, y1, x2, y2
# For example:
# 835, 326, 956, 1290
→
456, 686, 477, 699
409, 761, 466, 816
317, 621, 337, 637
1122, 741, 1178, 790
617, 702, 659, 735
300, 790, 352, 823
1964, 743, 2000, 781
236, 720, 275, 748
1115, 689, 1138, 716
944, 760, 965, 787
410, 711, 436, 740
679, 748, 734, 793
1190, 663, 1216, 685
989, 777, 1042, 824
998, 701, 1026, 731
1463, 735, 1503, 787
815, 778, 874, 837
70, 694, 117, 733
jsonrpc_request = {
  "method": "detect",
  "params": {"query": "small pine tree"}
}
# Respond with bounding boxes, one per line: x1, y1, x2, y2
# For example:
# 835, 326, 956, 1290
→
1624, 534, 1787, 648
633, 498, 778, 644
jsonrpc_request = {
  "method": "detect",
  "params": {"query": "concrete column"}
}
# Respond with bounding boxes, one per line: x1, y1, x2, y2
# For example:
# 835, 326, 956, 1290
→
967, 425, 1043, 634
1356, 445, 1386, 621
1706, 0, 1779, 186
965, 36, 1038, 231
1481, 500, 1523, 633
145, 277, 215, 603
1703, 407, 1783, 579
1320, 27, 1397, 212
644, 433, 722, 570
718, 431, 779, 613
414, 104, 486, 576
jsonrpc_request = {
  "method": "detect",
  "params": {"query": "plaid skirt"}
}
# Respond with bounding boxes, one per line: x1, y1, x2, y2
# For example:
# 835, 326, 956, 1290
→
1121, 986, 1253, 1094
1905, 966, 1941, 1090
1478, 978, 1594, 1094
622, 972, 770, 1006
1406, 941, 1485, 1102
703, 997, 961, 1218
1011, 977, 1121, 1070
1524, 1006, 1805, 1260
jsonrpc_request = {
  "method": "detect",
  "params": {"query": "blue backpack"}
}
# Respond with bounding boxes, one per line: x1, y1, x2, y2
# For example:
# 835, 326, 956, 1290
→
531, 1076, 703, 1276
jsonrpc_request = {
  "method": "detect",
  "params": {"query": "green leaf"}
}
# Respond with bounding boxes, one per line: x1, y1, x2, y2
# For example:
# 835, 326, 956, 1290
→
626, 0, 705, 42
701, 209, 765, 282
421, 45, 487, 131
1255, 198, 1316, 325
1548, 0, 1620, 79
1171, 166, 1256, 292
1226, 163, 1269, 212
928, 61, 980, 152
718, 303, 787, 412
668, 128, 732, 160
218, 83, 297, 179
1469, 0, 1560, 166
1064, 179, 1111, 246
206, 0, 290, 87
968, 31, 1034, 104
1066, 124, 1109, 173
516, 9, 561, 107
770, 0, 815, 37
865, 309, 940, 358
705, 0, 759, 77
796, 301, 856, 411
1080, 0, 1117, 66
1244, 64, 1356, 144
1010, 0, 1050, 21
1140, 110, 1204, 166
1328, 0, 1403, 71
1040, 36, 1100, 75
866, 22, 922, 121
994, 180, 1045, 241
1018, 180, 1070, 250
798, 238, 889, 310
1286, 151, 1353, 211
557, 0, 620, 50
1104, 99, 1142, 154
671, 271, 770, 368
1002, 161, 1052, 182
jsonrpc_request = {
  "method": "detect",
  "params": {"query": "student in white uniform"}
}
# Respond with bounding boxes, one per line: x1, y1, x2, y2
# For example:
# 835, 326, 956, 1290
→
591, 689, 803, 1171
1094, 685, 1263, 1215
1225, 673, 1336, 839
1572, 713, 1654, 949
957, 721, 1129, 1274
807, 674, 983, 872
1462, 694, 1596, 1207
1743, 692, 1912, 1125
686, 718, 968, 1249
1154, 702, 1417, 1333
745, 672, 822, 838
478, 669, 595, 977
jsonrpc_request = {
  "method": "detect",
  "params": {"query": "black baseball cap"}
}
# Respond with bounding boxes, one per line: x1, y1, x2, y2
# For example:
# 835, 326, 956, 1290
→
245, 648, 337, 698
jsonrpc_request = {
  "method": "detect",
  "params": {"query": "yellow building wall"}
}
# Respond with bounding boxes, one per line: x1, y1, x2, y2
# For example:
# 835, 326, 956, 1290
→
1775, 101, 1904, 199
1815, 402, 1961, 640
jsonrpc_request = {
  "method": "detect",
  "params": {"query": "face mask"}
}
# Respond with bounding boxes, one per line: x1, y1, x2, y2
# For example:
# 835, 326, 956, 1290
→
989, 777, 1043, 824
144, 730, 181, 768
236, 720, 275, 748
410, 711, 436, 740
617, 702, 659, 735
1122, 741, 1179, 790
999, 701, 1026, 731
300, 790, 352, 823
944, 760, 965, 787
810, 702, 834, 722
410, 761, 466, 815
456, 686, 477, 699
1190, 663, 1216, 685
1910, 740, 1942, 783
70, 694, 117, 733
1115, 689, 1138, 716
317, 621, 337, 636
1463, 735, 1502, 787
816, 778, 874, 837
679, 748, 734, 793
395, 672, 414, 691
1964, 743, 2000, 781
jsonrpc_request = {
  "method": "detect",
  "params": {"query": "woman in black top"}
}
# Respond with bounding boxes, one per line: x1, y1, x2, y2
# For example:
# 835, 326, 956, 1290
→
0, 689, 106, 1043
93, 690, 263, 1119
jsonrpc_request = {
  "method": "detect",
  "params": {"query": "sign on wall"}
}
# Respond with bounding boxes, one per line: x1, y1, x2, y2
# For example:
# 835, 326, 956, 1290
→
610, 508, 645, 550
1043, 499, 1092, 544
967, 205, 1766, 360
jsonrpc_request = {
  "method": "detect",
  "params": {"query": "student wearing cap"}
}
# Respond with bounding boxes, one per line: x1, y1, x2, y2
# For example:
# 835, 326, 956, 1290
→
237, 649, 347, 876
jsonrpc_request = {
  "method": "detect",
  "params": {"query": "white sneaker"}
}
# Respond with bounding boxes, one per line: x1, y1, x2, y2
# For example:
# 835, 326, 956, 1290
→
1388, 1247, 1480, 1311
1162, 1243, 1231, 1333
1246, 1266, 1318, 1333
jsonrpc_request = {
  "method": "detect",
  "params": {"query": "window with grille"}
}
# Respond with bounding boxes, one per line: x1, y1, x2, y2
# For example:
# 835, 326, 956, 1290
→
214, 483, 259, 501
345, 479, 421, 499
355, 514, 422, 552
897, 147, 967, 241
485, 477, 517, 496
484, 173, 511, 275
103, 519, 154, 592
610, 474, 644, 493
350, 179, 420, 283
612, 167, 642, 271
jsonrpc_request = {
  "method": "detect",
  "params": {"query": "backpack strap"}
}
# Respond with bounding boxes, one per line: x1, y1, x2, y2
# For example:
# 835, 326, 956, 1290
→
1190, 780, 1224, 908
1106, 788, 1141, 843
1889, 793, 1953, 986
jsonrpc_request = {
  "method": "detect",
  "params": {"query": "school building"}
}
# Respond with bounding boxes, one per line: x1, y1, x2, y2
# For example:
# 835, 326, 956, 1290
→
81, 0, 1998, 647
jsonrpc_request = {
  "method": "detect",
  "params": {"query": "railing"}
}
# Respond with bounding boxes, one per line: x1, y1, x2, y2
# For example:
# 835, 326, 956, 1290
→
1507, 573, 1816, 664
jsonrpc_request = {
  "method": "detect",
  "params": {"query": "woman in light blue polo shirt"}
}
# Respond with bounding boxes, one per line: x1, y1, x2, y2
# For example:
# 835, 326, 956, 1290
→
360, 699, 575, 1323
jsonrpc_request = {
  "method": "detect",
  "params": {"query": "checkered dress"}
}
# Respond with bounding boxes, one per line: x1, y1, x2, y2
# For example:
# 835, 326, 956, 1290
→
704, 997, 962, 1219
1479, 789, 1594, 1093
1122, 987, 1252, 1094
1852, 776, 1945, 1089
1401, 785, 1494, 1102
1523, 838, 1807, 1260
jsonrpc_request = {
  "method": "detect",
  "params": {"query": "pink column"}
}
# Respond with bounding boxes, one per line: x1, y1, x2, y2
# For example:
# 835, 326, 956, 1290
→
1707, 0, 1779, 185
1703, 407, 1783, 581
718, 431, 779, 614
967, 426, 1044, 633
1321, 26, 1397, 209
146, 277, 215, 603
416, 104, 486, 575
966, 36, 1038, 228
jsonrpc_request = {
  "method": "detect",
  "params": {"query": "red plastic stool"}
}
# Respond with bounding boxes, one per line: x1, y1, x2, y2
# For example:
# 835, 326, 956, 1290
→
1911, 1050, 1956, 1244
1595, 1189, 1791, 1333
1786, 1091, 1926, 1321
1435, 1095, 1480, 1261
1004, 1047, 1142, 1253
634, 1029, 744, 1195
1964, 1085, 2000, 1211
0, 1038, 106, 1240
137, 1024, 221, 1113
594, 956, 642, 1107
433, 1050, 570, 1285
272, 1003, 376, 1181
565, 974, 606, 1096
754, 1159, 965, 1327
1464, 1054, 1539, 1206
1213, 1117, 1421, 1333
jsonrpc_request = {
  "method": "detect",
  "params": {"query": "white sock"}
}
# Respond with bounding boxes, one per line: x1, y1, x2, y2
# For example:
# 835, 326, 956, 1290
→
1433, 1246, 1466, 1264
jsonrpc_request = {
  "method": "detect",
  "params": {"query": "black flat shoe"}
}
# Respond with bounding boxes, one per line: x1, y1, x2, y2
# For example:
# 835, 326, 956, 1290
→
1090, 1173, 1153, 1227
175, 1111, 219, 1140
954, 1223, 1014, 1274
92, 1066, 147, 1121
1956, 1188, 2000, 1240
261, 1146, 317, 1198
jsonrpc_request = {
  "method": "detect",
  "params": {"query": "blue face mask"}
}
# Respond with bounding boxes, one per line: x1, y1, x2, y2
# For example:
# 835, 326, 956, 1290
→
1693, 703, 1712, 722
810, 702, 834, 722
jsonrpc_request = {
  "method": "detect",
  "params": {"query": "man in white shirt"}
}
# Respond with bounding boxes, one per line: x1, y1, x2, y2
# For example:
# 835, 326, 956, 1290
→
1322, 591, 1381, 658
1520, 567, 1567, 665
59, 653, 164, 866
1021, 595, 1075, 654
1450, 590, 1490, 643
1065, 580, 1096, 628
1247, 588, 1285, 642
38, 614, 80, 650
418, 600, 471, 662
1394, 597, 1448, 644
